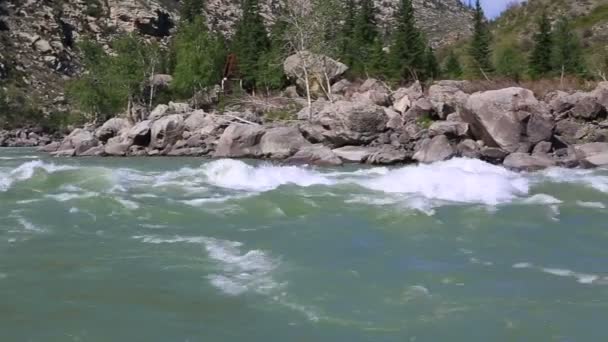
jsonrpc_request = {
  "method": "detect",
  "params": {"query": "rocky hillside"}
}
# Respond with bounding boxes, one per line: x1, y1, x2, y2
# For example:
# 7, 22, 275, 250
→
0, 0, 178, 115
0, 0, 472, 120
493, 0, 608, 65
205, 0, 473, 48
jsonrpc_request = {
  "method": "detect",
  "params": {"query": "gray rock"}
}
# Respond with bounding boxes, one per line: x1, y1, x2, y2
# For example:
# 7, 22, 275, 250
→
332, 146, 378, 163
503, 153, 556, 171
384, 108, 404, 130
149, 104, 169, 120
480, 147, 509, 162
313, 100, 388, 147
457, 139, 481, 159
128, 120, 152, 146
95, 118, 132, 143
427, 80, 470, 119
413, 135, 455, 163
184, 110, 208, 132
526, 113, 554, 144
37, 141, 60, 153
533, 141, 552, 155
150, 114, 185, 149
80, 145, 105, 157
283, 52, 348, 94
213, 123, 265, 158
366, 145, 410, 165
286, 145, 343, 166
428, 121, 469, 138
104, 137, 130, 156
259, 126, 310, 159
59, 129, 98, 156
331, 79, 352, 95
462, 87, 544, 152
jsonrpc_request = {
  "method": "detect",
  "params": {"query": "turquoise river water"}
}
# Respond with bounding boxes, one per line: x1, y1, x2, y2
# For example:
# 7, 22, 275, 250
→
1, 148, 608, 341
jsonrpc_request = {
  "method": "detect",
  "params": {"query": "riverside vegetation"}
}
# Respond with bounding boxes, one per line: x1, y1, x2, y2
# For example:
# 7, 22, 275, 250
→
2, 0, 608, 171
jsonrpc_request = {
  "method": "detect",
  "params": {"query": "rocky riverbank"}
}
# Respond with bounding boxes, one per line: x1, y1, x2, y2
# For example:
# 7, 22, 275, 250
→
39, 79, 608, 171
0, 128, 59, 148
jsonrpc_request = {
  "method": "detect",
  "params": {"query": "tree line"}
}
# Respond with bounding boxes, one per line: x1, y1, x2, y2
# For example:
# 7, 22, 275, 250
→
66, 0, 602, 123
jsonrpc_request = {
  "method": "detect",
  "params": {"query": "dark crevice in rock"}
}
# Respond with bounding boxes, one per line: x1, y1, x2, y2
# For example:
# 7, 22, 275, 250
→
135, 10, 173, 37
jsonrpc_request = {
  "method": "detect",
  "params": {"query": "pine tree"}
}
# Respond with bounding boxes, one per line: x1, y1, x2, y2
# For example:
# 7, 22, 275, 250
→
528, 12, 553, 78
180, 0, 204, 24
172, 16, 226, 97
367, 37, 388, 77
424, 46, 440, 80
444, 50, 463, 79
389, 0, 427, 81
231, 0, 270, 89
496, 44, 525, 82
255, 21, 287, 92
553, 16, 586, 77
468, 0, 493, 77
352, 0, 380, 75
338, 0, 357, 68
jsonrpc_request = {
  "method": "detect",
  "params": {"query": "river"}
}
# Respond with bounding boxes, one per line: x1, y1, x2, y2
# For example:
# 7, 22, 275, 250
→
1, 148, 608, 341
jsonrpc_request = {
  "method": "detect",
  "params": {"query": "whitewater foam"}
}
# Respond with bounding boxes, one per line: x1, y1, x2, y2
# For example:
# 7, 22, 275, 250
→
133, 235, 282, 296
540, 168, 608, 193
576, 201, 606, 209
360, 158, 529, 206
0, 160, 75, 192
513, 262, 607, 285
202, 159, 334, 191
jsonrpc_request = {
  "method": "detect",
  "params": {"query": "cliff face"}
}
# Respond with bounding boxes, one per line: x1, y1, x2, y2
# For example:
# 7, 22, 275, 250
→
494, 0, 608, 47
203, 0, 473, 48
0, 0, 472, 116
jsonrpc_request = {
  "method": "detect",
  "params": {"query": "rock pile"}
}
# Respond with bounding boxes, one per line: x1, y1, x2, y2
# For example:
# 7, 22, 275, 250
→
45, 79, 608, 170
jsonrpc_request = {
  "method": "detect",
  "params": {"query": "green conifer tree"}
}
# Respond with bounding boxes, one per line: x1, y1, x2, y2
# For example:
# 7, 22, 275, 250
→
444, 50, 463, 79
389, 0, 427, 81
172, 16, 226, 97
528, 12, 553, 78
468, 0, 493, 77
255, 21, 287, 92
180, 0, 205, 24
338, 0, 357, 68
424, 46, 440, 80
552, 16, 586, 77
231, 0, 270, 89
351, 0, 380, 75
366, 37, 388, 77
496, 44, 525, 82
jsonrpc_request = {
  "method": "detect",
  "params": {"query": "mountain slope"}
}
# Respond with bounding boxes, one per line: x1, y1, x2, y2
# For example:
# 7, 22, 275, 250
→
0, 0, 472, 121
492, 0, 608, 68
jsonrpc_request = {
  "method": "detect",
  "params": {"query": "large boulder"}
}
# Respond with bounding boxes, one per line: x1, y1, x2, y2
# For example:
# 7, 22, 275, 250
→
413, 135, 455, 163
184, 110, 208, 132
150, 114, 185, 149
392, 81, 424, 114
332, 146, 378, 163
526, 113, 555, 144
286, 145, 343, 166
104, 137, 131, 156
366, 145, 410, 165
95, 118, 132, 143
503, 153, 556, 171
127, 120, 152, 146
428, 121, 469, 138
574, 142, 608, 167
213, 123, 265, 158
259, 126, 310, 159
461, 87, 544, 153
313, 100, 388, 146
283, 51, 348, 96
59, 129, 98, 156
427, 80, 470, 119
